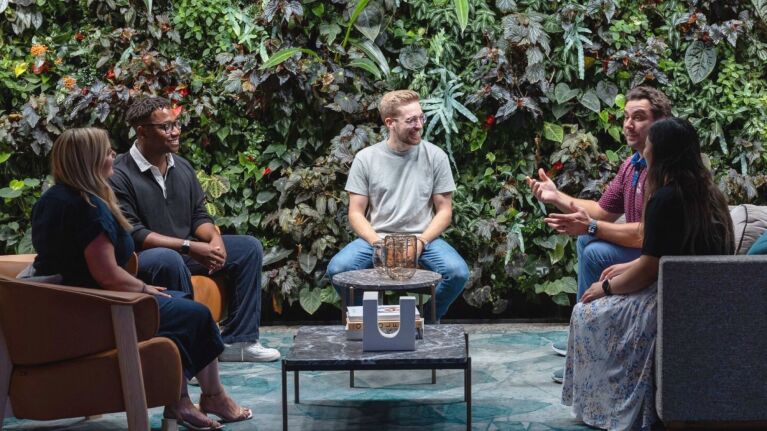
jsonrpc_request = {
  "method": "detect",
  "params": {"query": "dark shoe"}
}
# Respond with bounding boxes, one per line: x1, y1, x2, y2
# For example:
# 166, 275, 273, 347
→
551, 367, 564, 384
551, 340, 567, 357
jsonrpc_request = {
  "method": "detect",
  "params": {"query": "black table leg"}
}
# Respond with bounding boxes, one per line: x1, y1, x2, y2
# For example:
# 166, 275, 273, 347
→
294, 370, 299, 403
281, 360, 287, 431
431, 283, 438, 384
430, 284, 436, 323
466, 357, 472, 430
350, 369, 355, 387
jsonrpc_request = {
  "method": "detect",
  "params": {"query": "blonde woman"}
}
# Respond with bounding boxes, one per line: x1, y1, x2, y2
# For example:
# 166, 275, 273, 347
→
31, 128, 251, 430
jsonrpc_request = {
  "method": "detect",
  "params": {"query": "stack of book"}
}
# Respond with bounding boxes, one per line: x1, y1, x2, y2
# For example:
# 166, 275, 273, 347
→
345, 304, 424, 340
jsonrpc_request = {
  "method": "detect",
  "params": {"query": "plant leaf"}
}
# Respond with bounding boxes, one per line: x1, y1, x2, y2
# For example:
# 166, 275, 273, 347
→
543, 122, 564, 143
685, 41, 717, 84
298, 252, 318, 274
596, 81, 618, 107
453, 0, 469, 34
554, 83, 579, 104
355, 40, 390, 76
341, 0, 370, 49
353, 1, 383, 42
299, 287, 323, 314
579, 89, 601, 113
753, 0, 767, 22
259, 48, 319, 70
348, 58, 381, 79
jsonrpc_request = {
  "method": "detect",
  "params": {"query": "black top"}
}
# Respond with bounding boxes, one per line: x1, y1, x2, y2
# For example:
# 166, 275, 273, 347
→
31, 184, 134, 288
642, 185, 685, 257
109, 152, 212, 248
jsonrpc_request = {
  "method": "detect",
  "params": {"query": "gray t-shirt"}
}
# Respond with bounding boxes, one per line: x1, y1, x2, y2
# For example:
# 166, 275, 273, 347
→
345, 140, 456, 234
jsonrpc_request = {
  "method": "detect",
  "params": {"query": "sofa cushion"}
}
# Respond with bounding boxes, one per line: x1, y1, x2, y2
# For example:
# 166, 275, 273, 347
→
729, 204, 767, 254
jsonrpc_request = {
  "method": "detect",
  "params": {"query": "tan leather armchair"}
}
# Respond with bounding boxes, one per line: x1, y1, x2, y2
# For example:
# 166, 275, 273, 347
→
0, 254, 226, 322
0, 275, 182, 430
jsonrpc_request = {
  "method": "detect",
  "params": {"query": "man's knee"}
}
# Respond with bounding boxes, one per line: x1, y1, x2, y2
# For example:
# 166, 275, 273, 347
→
442, 259, 469, 287
580, 241, 615, 269
326, 254, 346, 279
139, 248, 188, 273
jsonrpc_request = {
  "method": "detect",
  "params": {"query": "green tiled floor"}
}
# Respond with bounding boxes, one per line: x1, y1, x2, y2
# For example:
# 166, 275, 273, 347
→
5, 323, 591, 430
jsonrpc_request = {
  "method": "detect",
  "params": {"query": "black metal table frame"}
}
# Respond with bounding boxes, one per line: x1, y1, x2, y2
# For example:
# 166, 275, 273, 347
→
281, 332, 471, 431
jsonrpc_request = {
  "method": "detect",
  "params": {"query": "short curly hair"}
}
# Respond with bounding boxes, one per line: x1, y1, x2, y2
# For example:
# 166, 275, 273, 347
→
379, 90, 420, 122
125, 96, 171, 127
626, 86, 672, 120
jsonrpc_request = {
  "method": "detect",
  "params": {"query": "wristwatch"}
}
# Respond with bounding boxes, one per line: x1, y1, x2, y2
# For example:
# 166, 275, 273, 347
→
417, 236, 429, 250
602, 278, 613, 296
587, 219, 598, 236
180, 239, 191, 255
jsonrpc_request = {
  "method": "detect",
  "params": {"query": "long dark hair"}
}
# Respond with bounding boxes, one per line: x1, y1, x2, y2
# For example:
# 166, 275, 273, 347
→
644, 117, 734, 254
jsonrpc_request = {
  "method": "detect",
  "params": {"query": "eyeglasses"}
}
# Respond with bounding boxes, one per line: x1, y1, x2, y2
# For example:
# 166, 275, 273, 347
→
141, 121, 181, 133
396, 114, 427, 126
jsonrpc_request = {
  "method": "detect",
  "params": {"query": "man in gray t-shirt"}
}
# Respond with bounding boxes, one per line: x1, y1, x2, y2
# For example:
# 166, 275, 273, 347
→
327, 90, 469, 321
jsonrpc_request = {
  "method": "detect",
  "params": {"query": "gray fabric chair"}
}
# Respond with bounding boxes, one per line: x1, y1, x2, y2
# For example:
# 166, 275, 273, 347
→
656, 255, 767, 428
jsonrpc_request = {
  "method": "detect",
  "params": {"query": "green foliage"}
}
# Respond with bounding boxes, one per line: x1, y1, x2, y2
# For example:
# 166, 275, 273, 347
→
2, 0, 767, 317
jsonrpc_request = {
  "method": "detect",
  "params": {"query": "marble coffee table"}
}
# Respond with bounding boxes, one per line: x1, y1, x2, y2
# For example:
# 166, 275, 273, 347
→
281, 324, 471, 430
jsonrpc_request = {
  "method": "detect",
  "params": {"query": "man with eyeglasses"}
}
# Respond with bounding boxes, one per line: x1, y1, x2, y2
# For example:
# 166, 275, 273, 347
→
326, 89, 469, 321
109, 96, 280, 362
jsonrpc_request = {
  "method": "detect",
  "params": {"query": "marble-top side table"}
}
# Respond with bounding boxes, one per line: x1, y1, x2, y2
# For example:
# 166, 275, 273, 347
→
332, 268, 442, 324
281, 324, 471, 431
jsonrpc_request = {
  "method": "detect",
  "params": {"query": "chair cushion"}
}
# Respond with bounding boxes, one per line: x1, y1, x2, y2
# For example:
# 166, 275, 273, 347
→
9, 337, 181, 420
730, 204, 767, 255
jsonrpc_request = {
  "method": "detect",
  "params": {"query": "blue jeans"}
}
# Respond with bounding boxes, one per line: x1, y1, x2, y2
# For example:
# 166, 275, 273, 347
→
326, 238, 469, 321
137, 235, 264, 344
576, 235, 641, 300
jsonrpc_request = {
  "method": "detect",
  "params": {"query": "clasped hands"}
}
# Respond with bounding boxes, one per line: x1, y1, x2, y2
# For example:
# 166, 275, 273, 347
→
189, 237, 227, 274
581, 261, 632, 303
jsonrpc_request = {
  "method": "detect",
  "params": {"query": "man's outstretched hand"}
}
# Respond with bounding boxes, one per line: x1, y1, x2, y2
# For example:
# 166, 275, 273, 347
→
526, 168, 560, 205
544, 201, 592, 236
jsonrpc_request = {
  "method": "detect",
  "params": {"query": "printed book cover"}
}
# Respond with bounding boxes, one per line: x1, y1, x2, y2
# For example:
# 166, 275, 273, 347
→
346, 304, 421, 322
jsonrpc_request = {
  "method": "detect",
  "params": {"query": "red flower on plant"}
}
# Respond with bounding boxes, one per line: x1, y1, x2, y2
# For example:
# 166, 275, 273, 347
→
171, 104, 183, 117
262, 167, 272, 176
178, 87, 189, 97
105, 68, 115, 80
484, 114, 495, 129
74, 32, 85, 42
80, 87, 89, 96
552, 161, 564, 171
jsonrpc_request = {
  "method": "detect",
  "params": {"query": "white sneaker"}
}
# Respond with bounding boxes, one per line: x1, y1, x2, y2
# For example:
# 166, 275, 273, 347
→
188, 377, 199, 386
219, 341, 281, 362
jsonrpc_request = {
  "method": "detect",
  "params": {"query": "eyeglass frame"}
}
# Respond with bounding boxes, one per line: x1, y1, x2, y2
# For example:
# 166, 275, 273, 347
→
391, 114, 427, 126
139, 121, 182, 133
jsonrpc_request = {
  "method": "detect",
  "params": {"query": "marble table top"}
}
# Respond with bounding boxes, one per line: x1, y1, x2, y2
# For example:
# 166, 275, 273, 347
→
332, 268, 442, 290
284, 325, 468, 369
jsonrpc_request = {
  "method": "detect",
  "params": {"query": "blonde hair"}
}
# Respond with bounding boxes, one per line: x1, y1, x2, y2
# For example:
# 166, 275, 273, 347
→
51, 128, 131, 230
379, 90, 420, 122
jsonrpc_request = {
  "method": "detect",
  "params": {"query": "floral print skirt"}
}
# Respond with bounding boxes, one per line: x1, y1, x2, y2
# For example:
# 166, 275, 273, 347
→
561, 284, 659, 431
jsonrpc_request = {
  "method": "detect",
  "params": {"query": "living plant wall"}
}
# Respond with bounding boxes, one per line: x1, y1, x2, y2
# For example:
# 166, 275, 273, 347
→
2, 0, 767, 316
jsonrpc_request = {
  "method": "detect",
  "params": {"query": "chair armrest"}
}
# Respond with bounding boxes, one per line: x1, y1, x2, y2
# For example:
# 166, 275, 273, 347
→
0, 275, 159, 366
0, 254, 35, 278
657, 255, 767, 423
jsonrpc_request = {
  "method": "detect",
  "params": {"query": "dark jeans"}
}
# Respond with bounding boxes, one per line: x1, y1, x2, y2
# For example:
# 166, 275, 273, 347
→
156, 290, 224, 379
137, 235, 264, 344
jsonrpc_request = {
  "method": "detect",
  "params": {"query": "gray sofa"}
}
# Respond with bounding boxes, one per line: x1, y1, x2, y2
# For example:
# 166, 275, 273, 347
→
656, 204, 767, 427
